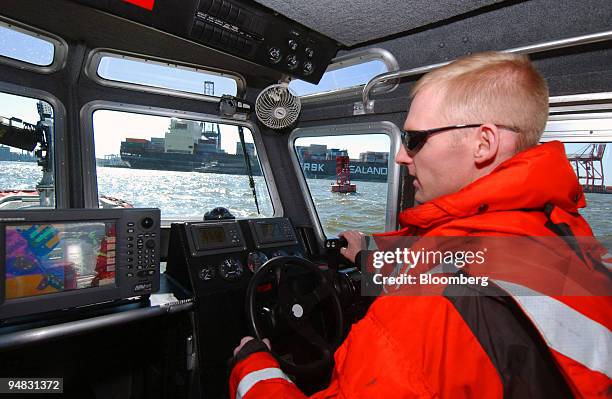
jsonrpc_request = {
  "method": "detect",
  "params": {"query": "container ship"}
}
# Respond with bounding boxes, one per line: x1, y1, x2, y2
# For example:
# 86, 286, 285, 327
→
119, 119, 391, 182
296, 144, 389, 182
120, 119, 262, 176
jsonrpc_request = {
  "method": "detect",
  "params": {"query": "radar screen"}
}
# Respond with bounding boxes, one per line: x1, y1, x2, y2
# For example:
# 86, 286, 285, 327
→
5, 222, 117, 299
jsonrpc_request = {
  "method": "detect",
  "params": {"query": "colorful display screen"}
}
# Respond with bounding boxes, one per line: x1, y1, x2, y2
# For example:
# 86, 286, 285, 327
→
199, 227, 226, 246
5, 222, 117, 299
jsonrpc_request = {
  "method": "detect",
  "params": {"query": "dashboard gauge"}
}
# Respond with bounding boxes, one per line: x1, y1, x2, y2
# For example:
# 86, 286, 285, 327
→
271, 249, 288, 258
302, 61, 314, 75
286, 54, 298, 70
268, 47, 282, 63
219, 258, 244, 281
247, 251, 269, 273
198, 265, 216, 281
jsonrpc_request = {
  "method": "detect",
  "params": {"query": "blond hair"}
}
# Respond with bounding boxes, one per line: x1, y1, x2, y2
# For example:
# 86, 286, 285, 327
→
412, 52, 549, 151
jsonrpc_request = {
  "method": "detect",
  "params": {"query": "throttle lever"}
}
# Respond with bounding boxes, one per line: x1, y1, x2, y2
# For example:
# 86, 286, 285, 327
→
324, 237, 347, 270
324, 236, 348, 250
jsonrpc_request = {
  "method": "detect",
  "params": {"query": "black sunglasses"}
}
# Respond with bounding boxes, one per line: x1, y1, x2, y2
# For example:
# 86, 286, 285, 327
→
401, 124, 519, 151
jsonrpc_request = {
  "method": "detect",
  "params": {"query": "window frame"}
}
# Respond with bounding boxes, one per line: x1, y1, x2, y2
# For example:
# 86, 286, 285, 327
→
85, 49, 247, 101
0, 16, 68, 73
542, 96, 612, 238
0, 81, 69, 208
289, 122, 402, 242
80, 100, 282, 224
293, 48, 400, 104
542, 93, 612, 142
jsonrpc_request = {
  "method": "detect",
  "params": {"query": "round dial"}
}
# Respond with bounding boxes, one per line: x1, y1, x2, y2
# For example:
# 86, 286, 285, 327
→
219, 258, 244, 281
247, 251, 269, 273
286, 55, 298, 70
302, 61, 314, 75
268, 47, 282, 63
199, 265, 216, 281
288, 39, 299, 51
140, 217, 154, 229
304, 47, 314, 58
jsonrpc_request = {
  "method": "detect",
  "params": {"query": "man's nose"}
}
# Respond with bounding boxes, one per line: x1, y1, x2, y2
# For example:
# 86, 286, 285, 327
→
395, 145, 414, 165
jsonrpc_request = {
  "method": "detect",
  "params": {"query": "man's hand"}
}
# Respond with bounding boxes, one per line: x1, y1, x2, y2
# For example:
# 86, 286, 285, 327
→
338, 230, 365, 263
233, 336, 271, 357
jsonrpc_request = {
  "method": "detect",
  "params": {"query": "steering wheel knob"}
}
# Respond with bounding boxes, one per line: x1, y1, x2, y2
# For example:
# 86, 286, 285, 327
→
291, 303, 304, 318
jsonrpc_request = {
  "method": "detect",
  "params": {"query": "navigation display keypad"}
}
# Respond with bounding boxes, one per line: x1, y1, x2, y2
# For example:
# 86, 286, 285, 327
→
122, 214, 160, 293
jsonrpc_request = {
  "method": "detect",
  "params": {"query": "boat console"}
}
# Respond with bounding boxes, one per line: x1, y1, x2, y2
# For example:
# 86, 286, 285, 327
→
166, 216, 366, 397
0, 207, 366, 398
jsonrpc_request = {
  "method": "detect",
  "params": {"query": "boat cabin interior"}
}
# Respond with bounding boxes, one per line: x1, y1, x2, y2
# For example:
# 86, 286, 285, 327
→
0, 0, 610, 397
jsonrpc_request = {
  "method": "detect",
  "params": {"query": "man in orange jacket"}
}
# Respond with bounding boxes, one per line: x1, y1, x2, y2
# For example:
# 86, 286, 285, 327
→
229, 52, 611, 398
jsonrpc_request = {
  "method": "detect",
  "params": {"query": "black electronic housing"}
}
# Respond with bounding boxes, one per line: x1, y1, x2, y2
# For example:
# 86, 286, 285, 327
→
0, 208, 161, 320
69, 0, 339, 83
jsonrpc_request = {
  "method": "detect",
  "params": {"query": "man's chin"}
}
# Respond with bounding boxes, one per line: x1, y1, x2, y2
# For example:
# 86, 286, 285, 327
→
414, 189, 436, 204
414, 192, 424, 205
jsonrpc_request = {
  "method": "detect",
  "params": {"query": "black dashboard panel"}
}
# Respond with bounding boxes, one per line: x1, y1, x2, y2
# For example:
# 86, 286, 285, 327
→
165, 217, 306, 398
191, 0, 338, 83
70, 0, 339, 83
166, 217, 304, 292
165, 217, 370, 398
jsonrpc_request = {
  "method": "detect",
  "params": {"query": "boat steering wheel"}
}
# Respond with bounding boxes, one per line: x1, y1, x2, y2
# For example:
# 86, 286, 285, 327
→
246, 256, 344, 376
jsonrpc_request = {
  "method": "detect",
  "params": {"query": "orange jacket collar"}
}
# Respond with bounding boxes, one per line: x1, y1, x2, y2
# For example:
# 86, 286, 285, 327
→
398, 141, 585, 231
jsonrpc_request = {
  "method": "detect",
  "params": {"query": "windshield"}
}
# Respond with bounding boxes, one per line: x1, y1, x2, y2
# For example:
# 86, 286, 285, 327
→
92, 110, 274, 220
0, 92, 55, 209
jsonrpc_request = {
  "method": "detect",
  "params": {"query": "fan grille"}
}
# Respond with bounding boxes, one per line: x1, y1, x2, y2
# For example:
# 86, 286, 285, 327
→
255, 84, 301, 130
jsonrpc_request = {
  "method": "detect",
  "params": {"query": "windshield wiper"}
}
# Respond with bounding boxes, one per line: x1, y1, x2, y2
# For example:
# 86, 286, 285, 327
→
238, 126, 260, 214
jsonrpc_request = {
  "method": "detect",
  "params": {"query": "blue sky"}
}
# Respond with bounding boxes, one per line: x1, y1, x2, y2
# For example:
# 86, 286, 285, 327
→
0, 24, 54, 66
97, 56, 238, 98
0, 26, 610, 183
288, 60, 388, 96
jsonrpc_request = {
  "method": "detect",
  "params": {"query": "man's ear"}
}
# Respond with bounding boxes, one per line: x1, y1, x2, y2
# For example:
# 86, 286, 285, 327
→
473, 124, 499, 167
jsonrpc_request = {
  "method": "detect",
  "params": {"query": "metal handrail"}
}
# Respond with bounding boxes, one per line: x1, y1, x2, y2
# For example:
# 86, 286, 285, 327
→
362, 30, 612, 112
